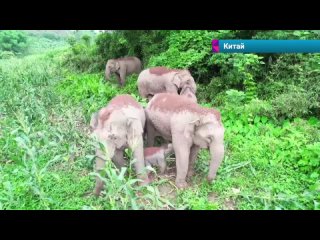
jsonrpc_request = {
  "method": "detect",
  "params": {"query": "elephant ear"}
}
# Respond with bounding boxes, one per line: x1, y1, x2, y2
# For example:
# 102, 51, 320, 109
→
172, 72, 181, 89
90, 112, 99, 131
115, 61, 120, 71
100, 107, 112, 122
127, 118, 143, 149
183, 118, 200, 140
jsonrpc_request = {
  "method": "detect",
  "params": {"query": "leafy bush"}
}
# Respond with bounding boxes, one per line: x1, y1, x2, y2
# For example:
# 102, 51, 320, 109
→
42, 32, 62, 41
0, 51, 15, 59
2, 30, 320, 210
0, 31, 29, 55
270, 85, 312, 119
259, 54, 320, 118
149, 30, 235, 81
253, 30, 320, 40
120, 30, 170, 65
63, 37, 103, 73
95, 32, 129, 61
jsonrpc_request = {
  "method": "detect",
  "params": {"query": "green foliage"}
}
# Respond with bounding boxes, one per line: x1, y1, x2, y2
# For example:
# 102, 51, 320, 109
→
63, 36, 103, 73
1, 30, 320, 210
214, 106, 320, 209
149, 31, 232, 79
259, 54, 320, 118
270, 85, 311, 119
91, 157, 173, 210
95, 32, 129, 60
253, 30, 320, 40
26, 35, 67, 55
41, 32, 62, 41
0, 51, 172, 210
94, 30, 170, 66
81, 35, 91, 47
0, 51, 15, 59
208, 53, 264, 102
0, 30, 29, 55
120, 30, 170, 65
55, 72, 140, 120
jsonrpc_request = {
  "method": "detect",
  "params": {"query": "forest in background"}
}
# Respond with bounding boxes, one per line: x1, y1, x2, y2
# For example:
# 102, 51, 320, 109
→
0, 30, 319, 209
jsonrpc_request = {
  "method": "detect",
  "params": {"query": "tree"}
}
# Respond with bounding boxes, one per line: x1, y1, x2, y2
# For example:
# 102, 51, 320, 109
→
0, 31, 29, 55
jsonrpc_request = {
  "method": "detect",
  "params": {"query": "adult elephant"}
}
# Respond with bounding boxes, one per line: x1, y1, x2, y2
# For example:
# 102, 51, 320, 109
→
90, 94, 149, 196
137, 66, 197, 101
145, 93, 224, 188
105, 56, 142, 87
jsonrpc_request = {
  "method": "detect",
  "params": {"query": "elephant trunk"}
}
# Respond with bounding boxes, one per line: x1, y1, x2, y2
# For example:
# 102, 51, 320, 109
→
208, 139, 224, 181
131, 136, 150, 185
164, 144, 173, 156
105, 68, 111, 80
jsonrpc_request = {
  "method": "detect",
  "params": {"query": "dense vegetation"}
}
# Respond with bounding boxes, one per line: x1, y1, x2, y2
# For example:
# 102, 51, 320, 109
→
0, 30, 319, 210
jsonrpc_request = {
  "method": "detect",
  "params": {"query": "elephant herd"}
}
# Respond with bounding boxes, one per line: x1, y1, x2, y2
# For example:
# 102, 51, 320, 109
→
91, 56, 225, 196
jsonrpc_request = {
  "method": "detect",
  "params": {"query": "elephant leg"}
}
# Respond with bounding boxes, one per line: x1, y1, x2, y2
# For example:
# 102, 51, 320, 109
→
208, 129, 225, 182
146, 121, 156, 147
119, 70, 126, 87
187, 145, 200, 179
158, 156, 167, 175
94, 157, 107, 197
172, 134, 191, 188
112, 149, 126, 169
145, 161, 152, 174
115, 73, 122, 86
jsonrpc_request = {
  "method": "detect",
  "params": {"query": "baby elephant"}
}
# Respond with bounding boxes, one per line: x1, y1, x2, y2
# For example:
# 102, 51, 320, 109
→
144, 144, 174, 174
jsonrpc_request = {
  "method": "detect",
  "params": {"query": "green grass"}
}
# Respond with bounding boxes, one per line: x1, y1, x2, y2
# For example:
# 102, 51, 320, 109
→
0, 50, 319, 210
25, 35, 68, 55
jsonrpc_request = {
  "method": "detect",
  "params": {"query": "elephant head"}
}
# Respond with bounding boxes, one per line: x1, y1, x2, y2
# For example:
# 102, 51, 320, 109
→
180, 86, 197, 103
172, 70, 197, 94
183, 112, 225, 181
105, 59, 120, 80
90, 108, 125, 159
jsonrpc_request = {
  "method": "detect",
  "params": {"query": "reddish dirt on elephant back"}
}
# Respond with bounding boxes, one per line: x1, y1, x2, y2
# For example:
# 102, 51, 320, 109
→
99, 95, 142, 123
150, 93, 221, 121
144, 147, 162, 157
108, 94, 142, 109
149, 67, 179, 76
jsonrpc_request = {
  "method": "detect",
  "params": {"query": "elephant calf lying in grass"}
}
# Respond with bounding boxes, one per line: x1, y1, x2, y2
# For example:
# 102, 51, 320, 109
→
90, 94, 149, 196
144, 143, 174, 175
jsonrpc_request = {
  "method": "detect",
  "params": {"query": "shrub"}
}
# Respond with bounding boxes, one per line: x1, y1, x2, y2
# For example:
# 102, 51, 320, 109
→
63, 38, 103, 73
0, 51, 15, 59
259, 54, 320, 118
0, 31, 29, 55
95, 32, 129, 61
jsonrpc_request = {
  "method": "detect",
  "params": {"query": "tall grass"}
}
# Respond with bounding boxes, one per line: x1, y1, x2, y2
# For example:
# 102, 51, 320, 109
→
1, 47, 319, 210
0, 52, 174, 209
